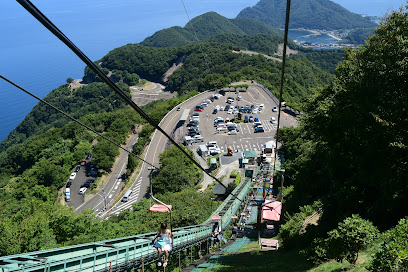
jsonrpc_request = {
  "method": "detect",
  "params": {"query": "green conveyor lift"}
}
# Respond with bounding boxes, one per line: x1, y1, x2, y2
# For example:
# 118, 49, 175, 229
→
0, 179, 252, 272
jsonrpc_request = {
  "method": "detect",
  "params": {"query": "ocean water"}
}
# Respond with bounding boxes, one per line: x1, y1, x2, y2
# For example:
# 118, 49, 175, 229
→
0, 0, 259, 142
0, 0, 406, 142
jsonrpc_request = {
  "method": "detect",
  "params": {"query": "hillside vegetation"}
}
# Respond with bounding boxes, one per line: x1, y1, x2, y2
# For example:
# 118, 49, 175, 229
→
276, 5, 408, 269
99, 42, 333, 110
141, 12, 282, 47
237, 0, 376, 30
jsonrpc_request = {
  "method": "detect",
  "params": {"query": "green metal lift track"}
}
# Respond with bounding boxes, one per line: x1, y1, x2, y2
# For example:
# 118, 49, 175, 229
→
0, 180, 252, 272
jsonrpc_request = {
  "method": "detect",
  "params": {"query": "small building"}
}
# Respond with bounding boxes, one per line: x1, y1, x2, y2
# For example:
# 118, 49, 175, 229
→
197, 145, 208, 157
243, 150, 257, 165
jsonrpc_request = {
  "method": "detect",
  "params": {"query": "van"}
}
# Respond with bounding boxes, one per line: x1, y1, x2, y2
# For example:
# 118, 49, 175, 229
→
122, 189, 133, 202
215, 127, 228, 134
65, 194, 71, 202
65, 188, 70, 195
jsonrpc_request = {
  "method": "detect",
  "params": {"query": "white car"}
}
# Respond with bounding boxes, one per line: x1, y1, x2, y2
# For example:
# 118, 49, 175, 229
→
260, 104, 264, 109
193, 135, 204, 142
219, 106, 224, 111
271, 117, 277, 124
253, 108, 258, 114
272, 106, 278, 112
228, 129, 238, 135
237, 96, 242, 101
208, 147, 221, 155
70, 173, 76, 180
79, 187, 87, 194
228, 108, 234, 114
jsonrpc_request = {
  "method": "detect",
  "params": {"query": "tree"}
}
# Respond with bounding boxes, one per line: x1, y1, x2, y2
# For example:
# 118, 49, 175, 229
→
369, 217, 408, 271
66, 77, 74, 84
326, 215, 378, 264
126, 154, 138, 176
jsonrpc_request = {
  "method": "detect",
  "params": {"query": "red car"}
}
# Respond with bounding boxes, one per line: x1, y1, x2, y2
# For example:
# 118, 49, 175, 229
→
194, 106, 204, 111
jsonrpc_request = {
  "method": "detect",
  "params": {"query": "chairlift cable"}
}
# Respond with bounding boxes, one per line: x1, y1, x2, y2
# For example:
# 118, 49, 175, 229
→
272, 0, 291, 175
17, 0, 243, 202
0, 75, 157, 170
179, 0, 212, 74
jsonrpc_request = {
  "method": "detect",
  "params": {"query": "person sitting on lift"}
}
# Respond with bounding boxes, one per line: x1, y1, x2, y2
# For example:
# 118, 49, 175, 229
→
152, 223, 174, 268
211, 222, 221, 248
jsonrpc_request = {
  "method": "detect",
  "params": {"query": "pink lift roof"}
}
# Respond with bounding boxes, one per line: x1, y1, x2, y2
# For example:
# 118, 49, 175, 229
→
150, 204, 172, 213
262, 201, 282, 221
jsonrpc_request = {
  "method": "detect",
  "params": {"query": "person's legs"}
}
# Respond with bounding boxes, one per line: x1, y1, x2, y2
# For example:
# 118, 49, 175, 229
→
210, 236, 214, 247
157, 247, 162, 266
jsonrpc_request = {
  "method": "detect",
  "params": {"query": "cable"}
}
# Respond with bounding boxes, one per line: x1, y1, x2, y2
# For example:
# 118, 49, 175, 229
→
16, 0, 242, 202
0, 75, 157, 170
272, 0, 291, 175
179, 0, 212, 74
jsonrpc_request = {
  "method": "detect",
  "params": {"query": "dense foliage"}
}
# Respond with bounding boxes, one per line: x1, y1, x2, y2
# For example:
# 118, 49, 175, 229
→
98, 42, 333, 110
237, 0, 377, 30
294, 48, 345, 74
140, 12, 281, 48
312, 215, 378, 264
0, 83, 131, 152
340, 27, 376, 44
369, 217, 408, 271
279, 3, 408, 254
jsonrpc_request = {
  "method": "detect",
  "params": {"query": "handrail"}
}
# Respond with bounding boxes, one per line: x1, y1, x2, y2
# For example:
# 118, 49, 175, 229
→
0, 179, 253, 272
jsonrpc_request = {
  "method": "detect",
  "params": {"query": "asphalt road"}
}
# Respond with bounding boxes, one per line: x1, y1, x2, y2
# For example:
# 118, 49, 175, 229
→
74, 135, 139, 214
104, 84, 297, 217
106, 91, 214, 216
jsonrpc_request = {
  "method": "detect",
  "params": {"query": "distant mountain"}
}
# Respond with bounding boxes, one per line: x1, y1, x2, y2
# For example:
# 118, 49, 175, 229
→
237, 0, 377, 30
141, 12, 282, 47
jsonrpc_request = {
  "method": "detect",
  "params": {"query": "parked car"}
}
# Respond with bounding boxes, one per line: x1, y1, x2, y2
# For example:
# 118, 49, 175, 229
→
228, 129, 238, 135
75, 166, 80, 172
70, 173, 76, 180
254, 117, 259, 122
208, 147, 221, 155
194, 106, 204, 111
253, 121, 262, 127
272, 106, 278, 112
66, 181, 72, 188
212, 108, 218, 114
271, 117, 277, 124
215, 127, 228, 134
249, 116, 254, 122
193, 135, 204, 143
253, 108, 258, 114
228, 108, 234, 114
224, 105, 230, 111
187, 121, 199, 127
254, 125, 265, 133
237, 96, 242, 101
79, 187, 87, 194
244, 115, 249, 123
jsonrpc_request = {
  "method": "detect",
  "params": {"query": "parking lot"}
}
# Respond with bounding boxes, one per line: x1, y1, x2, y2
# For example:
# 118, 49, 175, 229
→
182, 85, 296, 155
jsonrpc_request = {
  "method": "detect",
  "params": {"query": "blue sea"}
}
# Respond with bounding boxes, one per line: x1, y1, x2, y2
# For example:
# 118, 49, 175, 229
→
0, 0, 405, 142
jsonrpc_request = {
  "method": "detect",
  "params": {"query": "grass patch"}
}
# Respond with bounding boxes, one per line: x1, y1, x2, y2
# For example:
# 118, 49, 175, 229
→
206, 241, 375, 272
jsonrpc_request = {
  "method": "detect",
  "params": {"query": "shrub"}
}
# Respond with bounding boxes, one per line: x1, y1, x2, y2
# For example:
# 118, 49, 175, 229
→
369, 217, 408, 271
230, 169, 237, 178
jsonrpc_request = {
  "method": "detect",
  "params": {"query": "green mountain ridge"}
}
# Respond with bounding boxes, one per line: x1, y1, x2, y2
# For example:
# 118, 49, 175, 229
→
141, 11, 282, 47
237, 0, 377, 30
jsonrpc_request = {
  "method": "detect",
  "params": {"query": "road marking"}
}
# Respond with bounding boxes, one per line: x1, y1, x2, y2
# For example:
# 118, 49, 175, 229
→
108, 194, 113, 198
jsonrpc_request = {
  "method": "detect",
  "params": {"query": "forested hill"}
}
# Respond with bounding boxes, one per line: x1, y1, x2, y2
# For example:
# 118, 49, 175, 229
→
99, 42, 333, 109
140, 11, 282, 47
237, 0, 377, 30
